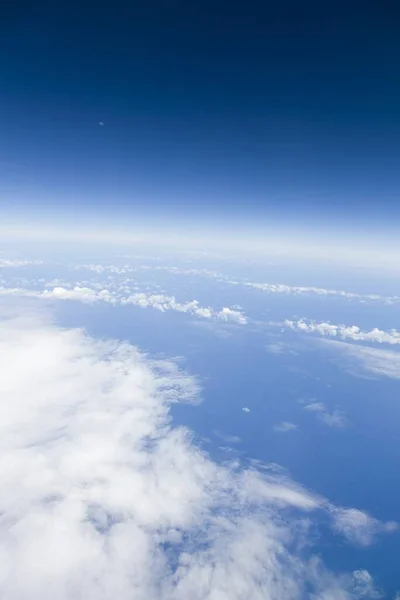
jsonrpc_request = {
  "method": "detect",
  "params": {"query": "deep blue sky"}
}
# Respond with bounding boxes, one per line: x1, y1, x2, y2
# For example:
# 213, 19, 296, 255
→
1, 1, 400, 229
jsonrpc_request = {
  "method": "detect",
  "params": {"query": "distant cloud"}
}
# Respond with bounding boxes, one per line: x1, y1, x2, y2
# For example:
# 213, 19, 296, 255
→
213, 430, 241, 444
243, 280, 397, 304
274, 421, 298, 433
71, 262, 400, 304
284, 319, 400, 345
0, 259, 43, 267
303, 401, 326, 412
0, 304, 393, 598
265, 342, 298, 355
303, 402, 346, 428
0, 285, 248, 325
322, 340, 400, 380
319, 410, 347, 428
242, 407, 250, 413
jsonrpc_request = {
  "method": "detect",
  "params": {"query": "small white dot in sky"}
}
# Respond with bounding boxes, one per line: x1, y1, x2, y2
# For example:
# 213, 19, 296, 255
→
242, 407, 250, 413
99, 121, 104, 126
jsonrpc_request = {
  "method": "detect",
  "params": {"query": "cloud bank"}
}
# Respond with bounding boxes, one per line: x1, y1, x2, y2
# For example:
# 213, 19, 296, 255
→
0, 304, 391, 599
0, 285, 248, 325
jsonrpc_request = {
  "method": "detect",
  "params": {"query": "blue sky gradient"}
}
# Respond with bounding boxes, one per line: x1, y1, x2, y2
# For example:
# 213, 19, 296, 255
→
1, 1, 399, 238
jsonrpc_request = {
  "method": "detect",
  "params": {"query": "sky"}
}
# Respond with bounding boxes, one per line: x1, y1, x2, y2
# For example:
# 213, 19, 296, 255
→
1, 1, 400, 240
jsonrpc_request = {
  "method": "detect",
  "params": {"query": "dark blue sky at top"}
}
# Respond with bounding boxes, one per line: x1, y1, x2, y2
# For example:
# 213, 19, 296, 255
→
1, 1, 400, 228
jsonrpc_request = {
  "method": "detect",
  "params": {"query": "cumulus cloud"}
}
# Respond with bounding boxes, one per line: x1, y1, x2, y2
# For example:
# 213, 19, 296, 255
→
0, 304, 392, 598
274, 421, 298, 433
284, 319, 400, 345
242, 406, 250, 413
77, 262, 400, 305
0, 285, 248, 325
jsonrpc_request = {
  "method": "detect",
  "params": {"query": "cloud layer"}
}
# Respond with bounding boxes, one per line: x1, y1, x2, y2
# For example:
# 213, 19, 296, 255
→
0, 304, 391, 599
0, 285, 248, 325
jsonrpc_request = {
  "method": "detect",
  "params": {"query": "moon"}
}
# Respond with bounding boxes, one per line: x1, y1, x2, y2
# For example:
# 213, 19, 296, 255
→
99, 121, 104, 126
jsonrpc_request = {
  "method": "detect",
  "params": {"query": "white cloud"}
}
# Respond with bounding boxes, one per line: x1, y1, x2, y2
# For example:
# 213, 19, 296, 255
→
244, 280, 397, 304
242, 407, 250, 413
43, 285, 116, 303
284, 319, 400, 345
319, 340, 400, 380
0, 304, 392, 598
332, 508, 397, 547
274, 421, 298, 433
304, 401, 326, 412
122, 293, 247, 324
303, 402, 346, 428
76, 262, 400, 305
213, 430, 242, 444
0, 259, 43, 267
216, 306, 248, 325
0, 285, 248, 325
319, 410, 347, 428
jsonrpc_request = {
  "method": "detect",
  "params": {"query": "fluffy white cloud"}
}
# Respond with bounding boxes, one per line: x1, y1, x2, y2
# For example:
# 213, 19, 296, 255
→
122, 293, 247, 324
0, 303, 389, 599
284, 319, 400, 345
0, 285, 248, 325
42, 285, 116, 303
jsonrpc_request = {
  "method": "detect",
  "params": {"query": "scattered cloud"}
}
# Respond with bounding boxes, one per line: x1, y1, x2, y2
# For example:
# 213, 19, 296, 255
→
284, 319, 400, 345
0, 285, 248, 325
265, 341, 298, 355
319, 410, 347, 428
213, 430, 241, 444
274, 421, 298, 433
0, 303, 393, 598
242, 406, 251, 413
303, 401, 326, 412
303, 402, 346, 428
0, 259, 43, 267
71, 262, 400, 304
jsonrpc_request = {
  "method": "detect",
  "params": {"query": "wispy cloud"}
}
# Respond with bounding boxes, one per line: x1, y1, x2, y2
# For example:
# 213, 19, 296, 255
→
0, 304, 391, 598
303, 402, 346, 428
322, 340, 400, 380
332, 508, 397, 547
243, 280, 398, 304
71, 262, 400, 304
274, 421, 298, 433
284, 319, 400, 345
0, 259, 44, 267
